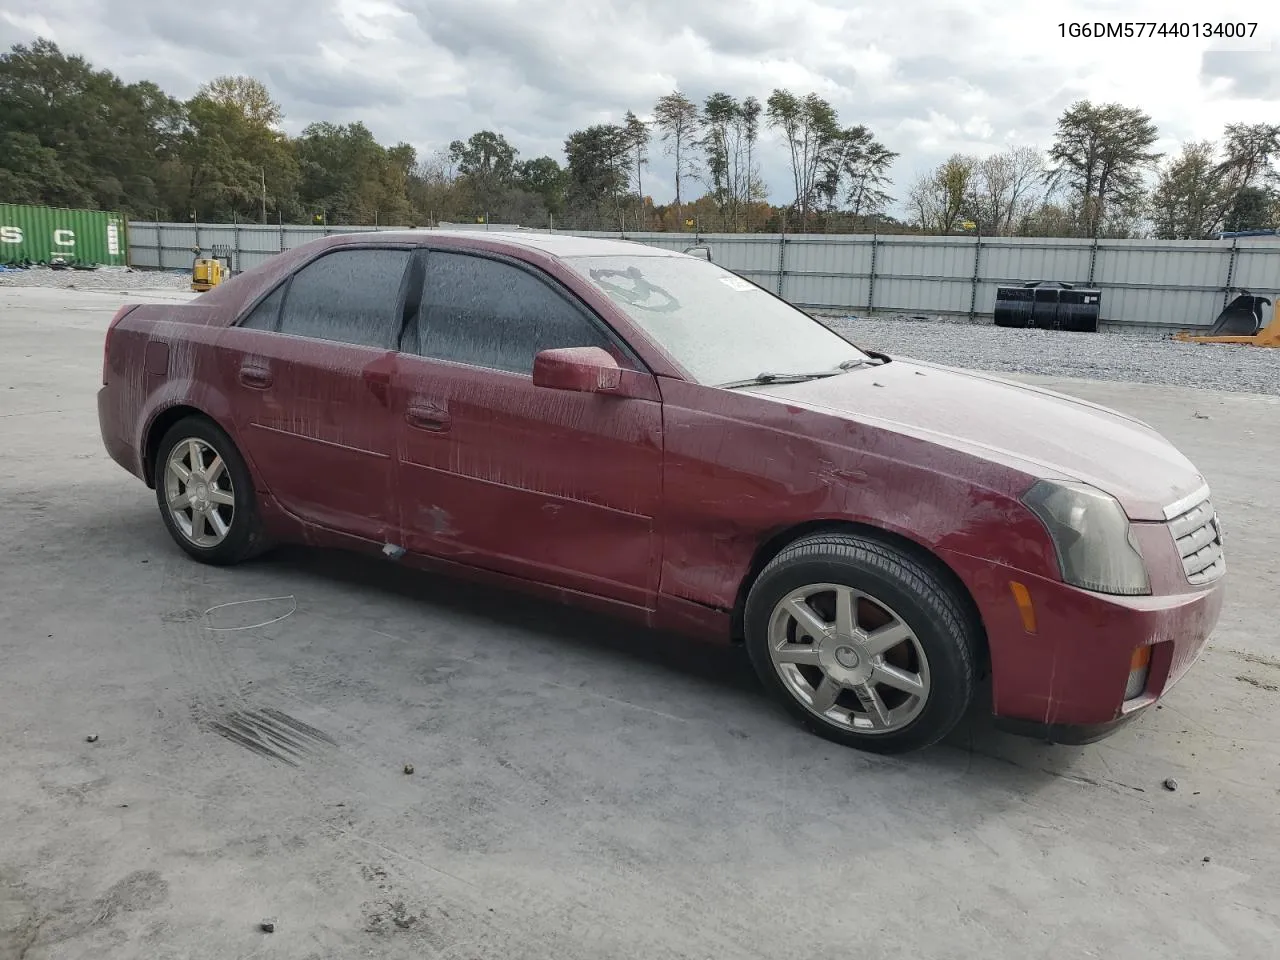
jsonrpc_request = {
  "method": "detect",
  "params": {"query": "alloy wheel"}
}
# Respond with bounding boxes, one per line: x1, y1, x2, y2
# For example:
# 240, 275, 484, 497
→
163, 437, 236, 548
766, 582, 931, 734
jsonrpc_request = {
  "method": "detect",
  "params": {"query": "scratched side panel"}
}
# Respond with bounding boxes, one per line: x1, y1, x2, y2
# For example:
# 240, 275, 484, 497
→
210, 328, 398, 541
395, 357, 663, 608
655, 378, 1058, 614
112, 315, 243, 478
116, 313, 398, 542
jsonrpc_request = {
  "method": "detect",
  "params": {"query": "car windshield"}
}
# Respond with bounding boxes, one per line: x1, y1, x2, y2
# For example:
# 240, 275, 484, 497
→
563, 255, 871, 386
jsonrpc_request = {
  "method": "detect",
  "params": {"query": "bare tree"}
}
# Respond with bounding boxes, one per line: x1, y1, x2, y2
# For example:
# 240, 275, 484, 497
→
907, 154, 977, 233
408, 149, 461, 224
741, 96, 764, 228
652, 91, 700, 227
1014, 198, 1078, 237
623, 110, 650, 230
969, 146, 1045, 235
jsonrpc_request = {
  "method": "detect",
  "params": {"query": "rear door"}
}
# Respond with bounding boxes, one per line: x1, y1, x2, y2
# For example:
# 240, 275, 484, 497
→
392, 249, 664, 608
216, 246, 414, 542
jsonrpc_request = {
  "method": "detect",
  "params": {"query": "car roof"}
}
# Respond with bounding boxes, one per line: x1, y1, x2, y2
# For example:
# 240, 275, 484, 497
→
337, 229, 685, 259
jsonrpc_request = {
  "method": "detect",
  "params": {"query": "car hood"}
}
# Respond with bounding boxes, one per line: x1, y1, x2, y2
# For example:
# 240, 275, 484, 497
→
746, 359, 1204, 521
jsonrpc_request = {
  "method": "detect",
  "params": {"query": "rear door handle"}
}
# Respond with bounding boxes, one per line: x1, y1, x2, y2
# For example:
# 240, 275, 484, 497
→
406, 400, 450, 432
239, 363, 272, 389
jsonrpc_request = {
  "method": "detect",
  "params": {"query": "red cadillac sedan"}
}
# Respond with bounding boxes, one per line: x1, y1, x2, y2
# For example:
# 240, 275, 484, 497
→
98, 231, 1225, 753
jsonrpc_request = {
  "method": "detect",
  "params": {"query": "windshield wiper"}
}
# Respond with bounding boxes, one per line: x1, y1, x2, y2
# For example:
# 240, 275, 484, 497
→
717, 356, 886, 390
717, 371, 843, 390
838, 356, 886, 369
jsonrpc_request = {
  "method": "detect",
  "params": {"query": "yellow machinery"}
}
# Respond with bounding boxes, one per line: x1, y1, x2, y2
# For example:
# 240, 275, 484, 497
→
191, 258, 224, 293
1175, 294, 1280, 347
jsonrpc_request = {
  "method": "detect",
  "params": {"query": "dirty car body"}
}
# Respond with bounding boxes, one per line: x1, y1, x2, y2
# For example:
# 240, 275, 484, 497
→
98, 231, 1226, 753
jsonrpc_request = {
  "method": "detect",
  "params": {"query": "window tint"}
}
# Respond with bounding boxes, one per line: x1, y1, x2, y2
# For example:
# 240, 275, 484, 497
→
416, 253, 614, 374
239, 282, 287, 331
277, 249, 411, 349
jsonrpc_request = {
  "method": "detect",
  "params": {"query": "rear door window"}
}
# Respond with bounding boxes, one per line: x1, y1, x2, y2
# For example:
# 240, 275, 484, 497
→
413, 252, 619, 374
273, 249, 411, 349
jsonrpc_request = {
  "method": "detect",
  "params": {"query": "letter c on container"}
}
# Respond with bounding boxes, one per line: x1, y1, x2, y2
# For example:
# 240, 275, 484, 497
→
54, 229, 76, 247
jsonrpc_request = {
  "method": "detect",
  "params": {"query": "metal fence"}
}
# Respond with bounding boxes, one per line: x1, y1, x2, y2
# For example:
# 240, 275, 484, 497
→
128, 222, 1280, 330
126, 221, 404, 274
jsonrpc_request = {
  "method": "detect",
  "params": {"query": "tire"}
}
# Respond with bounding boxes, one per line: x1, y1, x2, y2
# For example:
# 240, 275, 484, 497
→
744, 532, 978, 754
153, 415, 267, 566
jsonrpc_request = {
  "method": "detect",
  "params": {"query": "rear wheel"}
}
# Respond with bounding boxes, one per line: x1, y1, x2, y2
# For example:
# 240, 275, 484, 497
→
154, 416, 266, 565
744, 532, 979, 754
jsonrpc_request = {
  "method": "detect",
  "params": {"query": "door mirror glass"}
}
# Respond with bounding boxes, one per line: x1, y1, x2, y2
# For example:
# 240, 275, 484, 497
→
532, 347, 622, 393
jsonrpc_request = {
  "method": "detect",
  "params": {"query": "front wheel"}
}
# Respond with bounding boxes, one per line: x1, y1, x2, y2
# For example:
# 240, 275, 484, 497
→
744, 532, 980, 754
154, 416, 266, 565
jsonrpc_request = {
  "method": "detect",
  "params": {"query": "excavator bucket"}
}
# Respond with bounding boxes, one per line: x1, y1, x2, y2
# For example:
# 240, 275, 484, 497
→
1175, 294, 1280, 347
1209, 294, 1266, 336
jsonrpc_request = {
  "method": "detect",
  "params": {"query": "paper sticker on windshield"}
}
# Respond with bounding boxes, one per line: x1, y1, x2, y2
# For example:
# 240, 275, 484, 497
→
719, 276, 753, 292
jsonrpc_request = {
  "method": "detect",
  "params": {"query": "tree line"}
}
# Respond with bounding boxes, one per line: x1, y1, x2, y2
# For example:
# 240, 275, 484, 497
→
908, 104, 1278, 238
2, 39, 1276, 238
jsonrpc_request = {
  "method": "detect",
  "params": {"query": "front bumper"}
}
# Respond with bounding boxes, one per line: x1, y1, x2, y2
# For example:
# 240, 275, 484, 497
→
943, 548, 1224, 735
992, 712, 1141, 745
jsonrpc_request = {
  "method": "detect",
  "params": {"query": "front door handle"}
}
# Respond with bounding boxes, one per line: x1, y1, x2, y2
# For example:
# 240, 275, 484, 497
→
238, 362, 272, 389
406, 400, 450, 432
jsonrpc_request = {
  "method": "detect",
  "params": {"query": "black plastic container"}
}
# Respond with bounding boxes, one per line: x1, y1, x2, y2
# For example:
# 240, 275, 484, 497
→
994, 281, 1100, 332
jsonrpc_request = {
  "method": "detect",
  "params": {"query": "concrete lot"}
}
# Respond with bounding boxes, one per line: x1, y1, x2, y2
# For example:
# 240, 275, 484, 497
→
2, 286, 1278, 960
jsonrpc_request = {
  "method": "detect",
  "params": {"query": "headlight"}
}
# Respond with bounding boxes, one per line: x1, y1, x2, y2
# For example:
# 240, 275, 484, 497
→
1022, 480, 1151, 596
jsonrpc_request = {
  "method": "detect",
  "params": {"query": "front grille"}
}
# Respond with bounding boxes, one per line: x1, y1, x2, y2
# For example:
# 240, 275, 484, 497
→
1166, 490, 1225, 585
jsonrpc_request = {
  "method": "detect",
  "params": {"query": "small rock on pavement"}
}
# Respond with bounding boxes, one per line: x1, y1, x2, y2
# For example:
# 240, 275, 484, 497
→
403, 763, 415, 775
261, 919, 276, 933
1163, 778, 1179, 792
86, 734, 99, 743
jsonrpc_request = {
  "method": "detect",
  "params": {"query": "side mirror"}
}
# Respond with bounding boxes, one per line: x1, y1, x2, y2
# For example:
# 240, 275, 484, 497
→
532, 347, 623, 393
683, 245, 712, 261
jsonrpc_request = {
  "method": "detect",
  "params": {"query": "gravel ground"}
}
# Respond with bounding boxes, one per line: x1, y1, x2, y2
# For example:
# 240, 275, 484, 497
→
826, 315, 1280, 396
0, 265, 193, 292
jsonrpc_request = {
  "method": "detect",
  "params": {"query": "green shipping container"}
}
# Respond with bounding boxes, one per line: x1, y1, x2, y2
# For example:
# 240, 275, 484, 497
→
0, 203, 129, 267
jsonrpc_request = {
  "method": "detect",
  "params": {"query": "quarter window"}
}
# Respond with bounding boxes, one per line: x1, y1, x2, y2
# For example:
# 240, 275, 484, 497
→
239, 282, 286, 332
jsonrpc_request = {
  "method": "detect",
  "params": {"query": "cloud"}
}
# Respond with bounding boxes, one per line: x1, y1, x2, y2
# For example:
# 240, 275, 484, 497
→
1201, 51, 1280, 99
3, 0, 1277, 217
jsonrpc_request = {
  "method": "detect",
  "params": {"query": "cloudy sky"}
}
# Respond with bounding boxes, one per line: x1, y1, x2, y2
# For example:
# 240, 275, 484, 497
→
2, 0, 1277, 213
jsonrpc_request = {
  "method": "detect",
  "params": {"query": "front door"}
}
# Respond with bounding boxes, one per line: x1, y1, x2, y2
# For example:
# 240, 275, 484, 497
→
217, 246, 412, 542
392, 250, 664, 608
